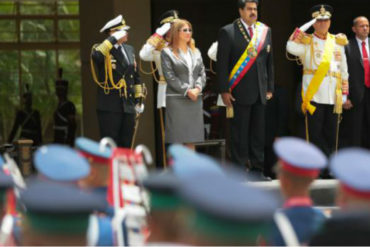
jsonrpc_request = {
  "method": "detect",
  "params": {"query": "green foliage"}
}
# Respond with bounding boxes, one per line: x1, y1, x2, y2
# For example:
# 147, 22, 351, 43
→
0, 0, 81, 144
0, 20, 16, 41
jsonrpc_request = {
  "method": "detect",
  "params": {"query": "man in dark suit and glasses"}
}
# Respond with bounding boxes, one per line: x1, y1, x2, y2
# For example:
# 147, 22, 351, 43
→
216, 0, 274, 180
342, 16, 370, 149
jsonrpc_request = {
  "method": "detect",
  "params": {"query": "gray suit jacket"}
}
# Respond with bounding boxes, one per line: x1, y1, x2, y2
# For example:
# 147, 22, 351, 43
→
161, 47, 206, 96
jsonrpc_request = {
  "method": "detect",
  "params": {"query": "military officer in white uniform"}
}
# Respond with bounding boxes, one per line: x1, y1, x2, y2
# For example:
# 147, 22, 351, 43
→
139, 10, 179, 166
286, 4, 349, 156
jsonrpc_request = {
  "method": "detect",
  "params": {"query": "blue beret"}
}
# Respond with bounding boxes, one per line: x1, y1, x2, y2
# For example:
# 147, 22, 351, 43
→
179, 171, 279, 222
21, 178, 105, 213
330, 148, 370, 195
168, 145, 223, 179
75, 137, 112, 162
274, 137, 327, 174
34, 144, 90, 181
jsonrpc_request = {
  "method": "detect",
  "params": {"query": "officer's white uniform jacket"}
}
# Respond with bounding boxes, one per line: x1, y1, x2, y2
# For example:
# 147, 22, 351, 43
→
140, 42, 167, 108
287, 34, 349, 105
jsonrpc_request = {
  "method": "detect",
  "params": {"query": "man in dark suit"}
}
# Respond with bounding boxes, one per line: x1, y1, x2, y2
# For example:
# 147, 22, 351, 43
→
91, 15, 145, 148
342, 16, 370, 149
216, 0, 274, 180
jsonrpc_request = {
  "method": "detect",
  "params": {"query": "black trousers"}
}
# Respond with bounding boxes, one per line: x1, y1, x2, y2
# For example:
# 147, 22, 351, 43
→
230, 101, 265, 171
341, 100, 364, 148
307, 102, 338, 156
363, 88, 370, 149
340, 88, 370, 149
97, 110, 136, 148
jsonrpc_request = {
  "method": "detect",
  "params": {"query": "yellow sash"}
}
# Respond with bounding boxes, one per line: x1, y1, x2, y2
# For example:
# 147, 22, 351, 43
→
228, 22, 262, 82
301, 33, 335, 115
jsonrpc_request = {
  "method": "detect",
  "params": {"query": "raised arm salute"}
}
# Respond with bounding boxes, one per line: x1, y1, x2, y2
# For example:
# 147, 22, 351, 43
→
286, 4, 349, 157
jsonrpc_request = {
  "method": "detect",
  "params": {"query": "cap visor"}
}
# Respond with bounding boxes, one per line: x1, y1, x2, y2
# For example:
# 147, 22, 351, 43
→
316, 16, 330, 20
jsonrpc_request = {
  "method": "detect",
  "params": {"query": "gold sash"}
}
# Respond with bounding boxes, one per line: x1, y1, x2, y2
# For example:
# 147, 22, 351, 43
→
301, 33, 335, 115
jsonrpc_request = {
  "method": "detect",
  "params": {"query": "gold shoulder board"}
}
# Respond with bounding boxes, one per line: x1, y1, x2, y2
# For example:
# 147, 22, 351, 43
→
335, 34, 349, 46
96, 39, 113, 56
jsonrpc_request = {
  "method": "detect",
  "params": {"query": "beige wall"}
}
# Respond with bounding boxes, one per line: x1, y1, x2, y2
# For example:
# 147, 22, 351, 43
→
79, 0, 156, 161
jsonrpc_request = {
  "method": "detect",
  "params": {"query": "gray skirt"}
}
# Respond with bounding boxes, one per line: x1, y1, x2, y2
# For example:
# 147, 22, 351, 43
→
165, 95, 204, 144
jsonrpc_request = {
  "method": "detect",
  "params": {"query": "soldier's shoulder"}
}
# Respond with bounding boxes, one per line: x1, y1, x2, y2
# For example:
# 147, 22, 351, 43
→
335, 33, 349, 46
220, 23, 234, 32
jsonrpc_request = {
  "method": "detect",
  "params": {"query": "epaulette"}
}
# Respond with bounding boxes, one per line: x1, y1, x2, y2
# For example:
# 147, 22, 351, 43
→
301, 34, 312, 45
95, 39, 113, 56
147, 34, 166, 51
335, 33, 349, 46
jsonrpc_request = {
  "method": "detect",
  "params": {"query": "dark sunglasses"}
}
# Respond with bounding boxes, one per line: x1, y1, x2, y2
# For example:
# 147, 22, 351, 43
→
180, 28, 193, 33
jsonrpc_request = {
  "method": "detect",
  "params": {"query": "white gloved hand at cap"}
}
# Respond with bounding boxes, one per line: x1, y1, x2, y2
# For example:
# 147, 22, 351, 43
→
155, 23, 171, 37
111, 30, 127, 41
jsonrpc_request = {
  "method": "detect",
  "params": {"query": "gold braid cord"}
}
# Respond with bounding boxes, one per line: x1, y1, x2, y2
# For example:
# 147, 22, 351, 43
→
139, 58, 164, 83
286, 51, 303, 65
139, 58, 158, 75
90, 45, 127, 97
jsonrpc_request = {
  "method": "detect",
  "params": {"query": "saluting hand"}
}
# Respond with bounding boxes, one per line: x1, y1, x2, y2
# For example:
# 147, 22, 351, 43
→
221, 92, 235, 107
111, 30, 128, 44
156, 23, 172, 37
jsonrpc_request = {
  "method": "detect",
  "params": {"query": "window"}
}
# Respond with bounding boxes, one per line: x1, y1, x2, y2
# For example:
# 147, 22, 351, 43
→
0, 0, 81, 144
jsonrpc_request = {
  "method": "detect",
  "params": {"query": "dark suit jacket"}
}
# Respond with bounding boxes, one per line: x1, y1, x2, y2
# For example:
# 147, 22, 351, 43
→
345, 38, 367, 106
92, 36, 141, 114
216, 19, 274, 105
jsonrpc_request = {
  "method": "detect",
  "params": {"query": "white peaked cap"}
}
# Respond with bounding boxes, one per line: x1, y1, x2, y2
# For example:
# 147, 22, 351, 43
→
100, 15, 130, 33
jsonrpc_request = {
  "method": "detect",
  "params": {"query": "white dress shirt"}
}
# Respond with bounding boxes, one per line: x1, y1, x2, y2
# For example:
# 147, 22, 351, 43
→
240, 18, 255, 38
356, 37, 369, 59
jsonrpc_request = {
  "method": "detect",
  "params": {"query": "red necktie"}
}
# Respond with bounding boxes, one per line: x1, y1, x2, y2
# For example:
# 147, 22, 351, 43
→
362, 41, 370, 88
248, 26, 254, 39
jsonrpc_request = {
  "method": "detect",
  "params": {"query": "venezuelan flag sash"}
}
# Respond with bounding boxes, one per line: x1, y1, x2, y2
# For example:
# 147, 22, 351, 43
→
301, 33, 335, 115
228, 22, 269, 91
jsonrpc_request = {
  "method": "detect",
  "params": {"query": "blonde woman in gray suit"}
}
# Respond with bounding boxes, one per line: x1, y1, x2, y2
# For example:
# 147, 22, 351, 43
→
161, 19, 206, 149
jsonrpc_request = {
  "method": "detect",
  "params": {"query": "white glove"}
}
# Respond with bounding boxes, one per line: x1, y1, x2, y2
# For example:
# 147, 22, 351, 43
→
156, 23, 171, 37
135, 104, 145, 114
208, 42, 218, 62
111, 30, 127, 41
